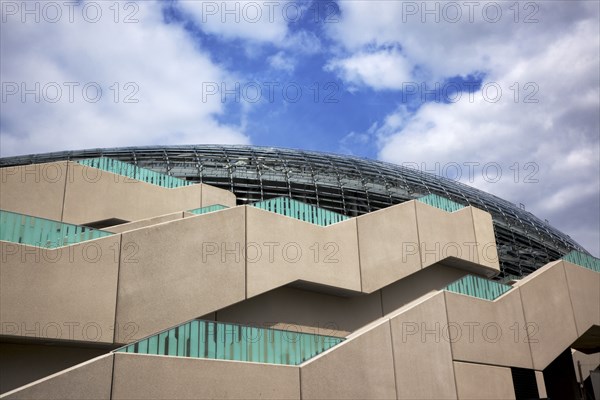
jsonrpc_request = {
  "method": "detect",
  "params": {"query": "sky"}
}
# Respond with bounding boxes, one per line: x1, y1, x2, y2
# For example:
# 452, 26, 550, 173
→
1, 0, 599, 256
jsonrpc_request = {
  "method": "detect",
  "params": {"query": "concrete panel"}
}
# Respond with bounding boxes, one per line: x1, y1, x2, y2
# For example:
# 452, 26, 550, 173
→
217, 286, 382, 337
0, 236, 121, 344
563, 261, 600, 336
389, 292, 457, 399
1, 354, 113, 400
453, 361, 516, 400
0, 343, 107, 394
357, 202, 422, 293
201, 184, 237, 208
415, 203, 479, 268
300, 321, 397, 399
535, 371, 547, 398
62, 162, 203, 225
572, 350, 600, 382
0, 161, 67, 220
382, 263, 467, 315
246, 207, 361, 297
115, 207, 246, 342
111, 353, 300, 400
106, 212, 184, 233
445, 290, 533, 369
470, 207, 500, 271
516, 261, 579, 370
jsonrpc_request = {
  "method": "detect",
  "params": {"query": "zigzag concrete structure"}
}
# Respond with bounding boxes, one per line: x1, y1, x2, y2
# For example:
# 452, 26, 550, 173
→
1, 159, 599, 399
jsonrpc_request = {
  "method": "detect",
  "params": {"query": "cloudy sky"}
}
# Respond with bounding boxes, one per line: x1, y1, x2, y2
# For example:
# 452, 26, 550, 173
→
1, 0, 599, 256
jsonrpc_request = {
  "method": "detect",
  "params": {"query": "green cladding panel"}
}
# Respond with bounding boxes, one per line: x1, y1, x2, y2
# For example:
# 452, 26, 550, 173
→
417, 194, 465, 212
0, 210, 113, 249
116, 319, 344, 366
562, 251, 600, 273
251, 197, 349, 226
77, 158, 192, 189
187, 204, 229, 215
445, 274, 512, 301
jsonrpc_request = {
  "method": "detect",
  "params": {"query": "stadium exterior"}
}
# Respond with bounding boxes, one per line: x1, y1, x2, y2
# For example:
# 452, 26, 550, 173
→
0, 145, 598, 399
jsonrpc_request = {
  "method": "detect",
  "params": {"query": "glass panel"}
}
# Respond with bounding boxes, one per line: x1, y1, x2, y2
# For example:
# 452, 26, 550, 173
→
251, 197, 349, 227
0, 209, 113, 249
115, 319, 344, 366
445, 274, 512, 301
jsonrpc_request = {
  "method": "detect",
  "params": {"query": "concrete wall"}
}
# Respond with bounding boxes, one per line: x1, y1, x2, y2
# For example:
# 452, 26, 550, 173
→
445, 290, 533, 369
453, 361, 516, 400
0, 161, 68, 221
563, 261, 600, 336
514, 261, 580, 370
246, 208, 362, 297
0, 236, 121, 344
111, 353, 300, 400
0, 354, 113, 400
300, 321, 397, 399
106, 212, 184, 234
0, 161, 236, 226
216, 286, 382, 337
115, 207, 246, 342
389, 292, 457, 399
0, 343, 108, 394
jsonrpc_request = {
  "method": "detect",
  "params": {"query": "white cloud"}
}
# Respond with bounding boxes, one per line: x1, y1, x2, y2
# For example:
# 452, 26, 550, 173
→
268, 51, 295, 73
177, 0, 289, 43
0, 1, 250, 157
326, 1, 599, 255
325, 47, 413, 90
370, 17, 600, 255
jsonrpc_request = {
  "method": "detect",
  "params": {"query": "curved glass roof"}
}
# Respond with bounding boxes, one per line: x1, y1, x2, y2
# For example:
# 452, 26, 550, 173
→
0, 145, 588, 278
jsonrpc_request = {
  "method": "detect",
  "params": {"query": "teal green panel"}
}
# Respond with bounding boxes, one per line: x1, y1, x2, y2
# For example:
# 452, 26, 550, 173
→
113, 319, 345, 366
148, 336, 158, 355
250, 197, 349, 227
138, 339, 148, 354
167, 327, 177, 356
76, 158, 192, 189
563, 251, 600, 273
417, 194, 465, 212
187, 204, 229, 215
190, 320, 199, 358
158, 331, 168, 355
445, 275, 512, 301
0, 210, 114, 249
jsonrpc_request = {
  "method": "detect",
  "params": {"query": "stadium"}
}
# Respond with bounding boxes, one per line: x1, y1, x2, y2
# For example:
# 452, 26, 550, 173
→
0, 145, 598, 399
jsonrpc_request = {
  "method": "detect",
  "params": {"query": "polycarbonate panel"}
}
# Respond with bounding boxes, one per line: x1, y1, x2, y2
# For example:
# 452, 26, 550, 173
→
251, 197, 349, 226
418, 193, 466, 212
562, 250, 600, 273
445, 274, 512, 301
77, 158, 192, 189
0, 209, 113, 248
116, 319, 344, 366
187, 204, 229, 215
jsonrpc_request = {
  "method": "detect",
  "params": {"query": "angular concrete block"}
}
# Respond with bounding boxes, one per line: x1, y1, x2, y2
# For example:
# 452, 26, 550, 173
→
445, 289, 533, 369
112, 353, 300, 400
115, 207, 246, 342
390, 292, 457, 399
454, 361, 516, 400
0, 161, 68, 221
1, 354, 113, 400
563, 261, 600, 336
0, 236, 120, 344
357, 202, 422, 293
515, 262, 579, 370
63, 162, 203, 225
300, 321, 397, 399
246, 207, 361, 297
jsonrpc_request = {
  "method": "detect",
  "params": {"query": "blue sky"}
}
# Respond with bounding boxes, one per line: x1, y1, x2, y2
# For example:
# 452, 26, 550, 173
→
1, 0, 599, 256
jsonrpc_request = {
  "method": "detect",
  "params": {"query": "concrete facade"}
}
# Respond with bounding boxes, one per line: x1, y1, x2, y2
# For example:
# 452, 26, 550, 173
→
1, 159, 598, 399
